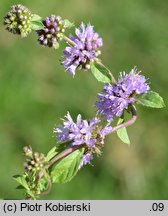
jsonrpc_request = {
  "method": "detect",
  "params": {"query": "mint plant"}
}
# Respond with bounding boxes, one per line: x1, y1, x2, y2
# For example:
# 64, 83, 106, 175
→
3, 4, 165, 200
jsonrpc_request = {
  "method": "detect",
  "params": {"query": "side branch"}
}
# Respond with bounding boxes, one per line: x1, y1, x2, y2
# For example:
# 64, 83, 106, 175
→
35, 106, 136, 197
48, 144, 84, 168
35, 144, 84, 195
63, 36, 77, 46
112, 105, 137, 132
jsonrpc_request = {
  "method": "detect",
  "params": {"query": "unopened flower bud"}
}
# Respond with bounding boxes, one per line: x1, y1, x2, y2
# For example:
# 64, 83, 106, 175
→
33, 152, 39, 159
23, 146, 33, 158
30, 160, 35, 165
85, 64, 91, 70
4, 4, 33, 37
36, 15, 66, 48
23, 147, 47, 173
28, 165, 32, 171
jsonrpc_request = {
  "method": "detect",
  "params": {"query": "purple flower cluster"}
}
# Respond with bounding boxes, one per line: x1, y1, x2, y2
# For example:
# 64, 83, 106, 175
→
54, 112, 112, 167
62, 23, 103, 76
36, 15, 65, 48
96, 68, 150, 122
54, 112, 100, 147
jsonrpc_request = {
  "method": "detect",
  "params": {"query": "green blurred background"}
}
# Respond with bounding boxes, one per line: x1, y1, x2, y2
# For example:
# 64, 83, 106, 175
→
0, 0, 168, 199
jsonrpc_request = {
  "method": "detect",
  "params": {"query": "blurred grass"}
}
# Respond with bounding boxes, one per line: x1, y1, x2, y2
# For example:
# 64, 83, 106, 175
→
0, 0, 168, 199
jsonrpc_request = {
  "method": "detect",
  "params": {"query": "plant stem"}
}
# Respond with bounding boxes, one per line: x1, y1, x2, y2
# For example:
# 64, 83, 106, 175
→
112, 105, 137, 132
40, 177, 52, 196
63, 35, 76, 46
48, 145, 84, 168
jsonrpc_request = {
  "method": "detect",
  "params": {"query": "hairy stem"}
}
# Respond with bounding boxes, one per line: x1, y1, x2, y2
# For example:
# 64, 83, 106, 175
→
63, 35, 76, 46
112, 105, 137, 132
48, 145, 83, 168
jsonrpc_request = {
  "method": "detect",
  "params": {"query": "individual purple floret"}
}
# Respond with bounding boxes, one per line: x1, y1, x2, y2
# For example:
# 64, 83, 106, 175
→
53, 125, 69, 143
62, 23, 103, 76
54, 112, 112, 167
79, 153, 93, 168
36, 15, 65, 48
96, 68, 150, 122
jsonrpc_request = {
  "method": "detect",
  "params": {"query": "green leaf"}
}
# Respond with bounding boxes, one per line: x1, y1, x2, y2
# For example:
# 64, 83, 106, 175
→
16, 185, 25, 190
63, 19, 74, 28
13, 175, 30, 191
51, 148, 84, 184
137, 91, 165, 108
31, 21, 44, 31
46, 147, 58, 161
90, 62, 111, 83
26, 190, 35, 199
117, 118, 130, 145
31, 14, 42, 22
38, 174, 50, 192
46, 142, 71, 162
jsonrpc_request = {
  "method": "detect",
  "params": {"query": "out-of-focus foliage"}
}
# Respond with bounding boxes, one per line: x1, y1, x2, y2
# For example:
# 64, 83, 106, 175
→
0, 0, 167, 199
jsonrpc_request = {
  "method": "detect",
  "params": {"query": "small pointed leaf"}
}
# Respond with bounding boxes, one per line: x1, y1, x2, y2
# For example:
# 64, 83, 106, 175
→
47, 142, 71, 162
31, 21, 44, 31
63, 19, 74, 29
13, 175, 30, 191
46, 147, 58, 161
117, 118, 131, 145
90, 63, 111, 83
31, 14, 42, 22
16, 185, 25, 190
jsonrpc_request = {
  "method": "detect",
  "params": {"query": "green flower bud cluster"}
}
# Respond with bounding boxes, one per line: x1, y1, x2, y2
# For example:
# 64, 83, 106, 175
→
4, 4, 33, 38
23, 146, 47, 173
